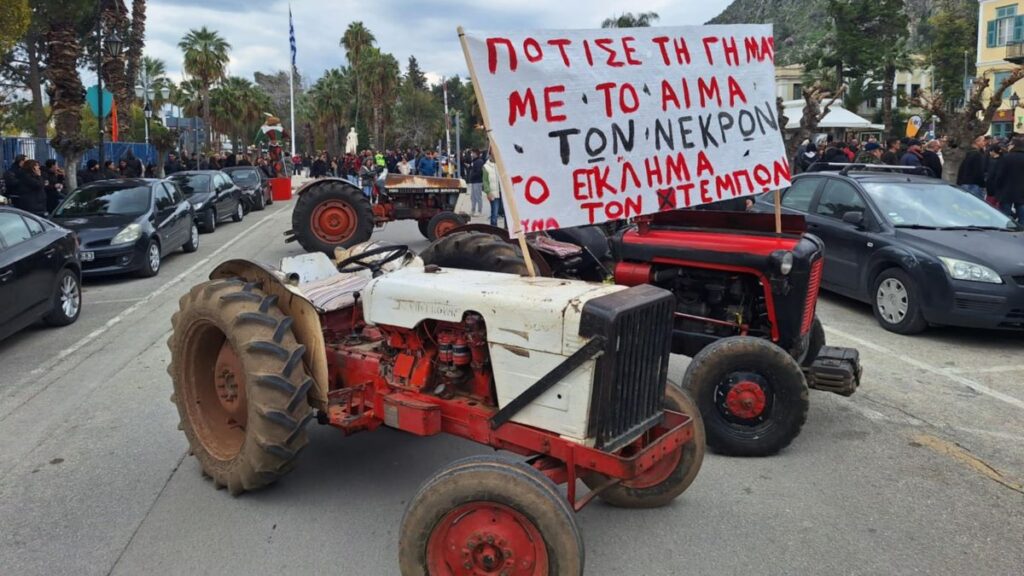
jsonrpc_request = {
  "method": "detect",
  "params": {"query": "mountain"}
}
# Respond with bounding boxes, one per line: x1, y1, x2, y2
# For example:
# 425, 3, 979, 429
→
707, 0, 970, 65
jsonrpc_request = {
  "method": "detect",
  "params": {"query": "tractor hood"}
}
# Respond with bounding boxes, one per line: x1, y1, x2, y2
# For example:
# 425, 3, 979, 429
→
360, 266, 626, 354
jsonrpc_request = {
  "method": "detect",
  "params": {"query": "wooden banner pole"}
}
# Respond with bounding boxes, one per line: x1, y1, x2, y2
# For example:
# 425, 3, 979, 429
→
457, 26, 537, 277
773, 188, 782, 235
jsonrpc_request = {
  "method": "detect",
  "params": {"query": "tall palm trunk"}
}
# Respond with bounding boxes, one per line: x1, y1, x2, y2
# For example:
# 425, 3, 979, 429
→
101, 0, 131, 138
46, 20, 89, 192
202, 86, 211, 150
124, 0, 146, 92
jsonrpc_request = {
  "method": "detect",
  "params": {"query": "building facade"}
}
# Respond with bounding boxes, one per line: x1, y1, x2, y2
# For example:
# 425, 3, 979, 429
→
977, 0, 1024, 137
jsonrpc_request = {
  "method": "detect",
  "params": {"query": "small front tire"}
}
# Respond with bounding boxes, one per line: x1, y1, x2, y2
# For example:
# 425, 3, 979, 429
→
138, 240, 161, 278
182, 223, 200, 253
232, 202, 244, 223
399, 455, 584, 576
425, 211, 465, 242
872, 268, 928, 334
43, 268, 81, 327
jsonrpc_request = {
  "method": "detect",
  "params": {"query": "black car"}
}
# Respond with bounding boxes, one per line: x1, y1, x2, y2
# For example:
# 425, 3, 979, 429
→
753, 166, 1024, 334
51, 178, 198, 278
222, 166, 273, 212
166, 170, 245, 233
0, 206, 81, 342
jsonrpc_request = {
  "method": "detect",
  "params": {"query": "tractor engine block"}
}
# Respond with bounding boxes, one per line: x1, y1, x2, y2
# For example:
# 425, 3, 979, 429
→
651, 266, 770, 339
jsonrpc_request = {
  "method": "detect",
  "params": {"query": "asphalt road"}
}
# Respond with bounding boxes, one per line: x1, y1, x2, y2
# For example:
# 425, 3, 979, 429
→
1, 198, 1022, 576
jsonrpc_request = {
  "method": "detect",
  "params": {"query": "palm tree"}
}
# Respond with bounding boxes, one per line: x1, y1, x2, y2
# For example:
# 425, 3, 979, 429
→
211, 76, 270, 152
139, 56, 173, 112
308, 67, 352, 155
357, 47, 400, 149
601, 12, 660, 28
178, 27, 231, 149
340, 22, 376, 128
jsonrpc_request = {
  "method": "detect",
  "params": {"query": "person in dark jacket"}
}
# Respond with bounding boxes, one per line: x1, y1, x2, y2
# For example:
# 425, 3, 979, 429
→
122, 150, 143, 177
794, 142, 819, 173
101, 160, 119, 180
922, 140, 944, 179
468, 151, 485, 215
14, 160, 47, 215
820, 140, 849, 165
164, 153, 182, 175
956, 135, 988, 199
900, 140, 924, 168
992, 137, 1024, 223
2, 154, 26, 203
854, 142, 884, 164
79, 159, 101, 184
43, 159, 65, 213
881, 138, 901, 165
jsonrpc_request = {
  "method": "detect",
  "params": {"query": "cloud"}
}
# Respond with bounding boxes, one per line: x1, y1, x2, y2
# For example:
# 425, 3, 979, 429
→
142, 0, 733, 85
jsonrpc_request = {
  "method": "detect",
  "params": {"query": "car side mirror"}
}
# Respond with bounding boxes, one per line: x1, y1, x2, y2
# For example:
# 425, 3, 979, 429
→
842, 211, 865, 227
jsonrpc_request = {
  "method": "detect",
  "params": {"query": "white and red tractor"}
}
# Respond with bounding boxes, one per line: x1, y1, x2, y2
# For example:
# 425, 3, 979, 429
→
168, 243, 704, 575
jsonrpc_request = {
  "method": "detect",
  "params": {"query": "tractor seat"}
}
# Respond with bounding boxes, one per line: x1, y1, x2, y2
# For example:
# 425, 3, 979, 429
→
298, 273, 369, 312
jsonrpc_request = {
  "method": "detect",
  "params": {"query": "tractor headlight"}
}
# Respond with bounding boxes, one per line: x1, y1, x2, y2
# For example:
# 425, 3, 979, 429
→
770, 250, 794, 276
111, 223, 142, 246
193, 201, 204, 210
939, 257, 1003, 284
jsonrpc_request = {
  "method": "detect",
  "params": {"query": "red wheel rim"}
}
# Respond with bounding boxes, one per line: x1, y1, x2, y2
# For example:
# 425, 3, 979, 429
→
183, 327, 248, 461
310, 200, 357, 243
616, 431, 682, 489
426, 502, 548, 575
724, 381, 767, 420
434, 218, 458, 239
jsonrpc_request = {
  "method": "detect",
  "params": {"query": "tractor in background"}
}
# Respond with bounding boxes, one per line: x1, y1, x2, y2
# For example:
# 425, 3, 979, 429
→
422, 209, 862, 457
286, 174, 469, 256
168, 243, 704, 575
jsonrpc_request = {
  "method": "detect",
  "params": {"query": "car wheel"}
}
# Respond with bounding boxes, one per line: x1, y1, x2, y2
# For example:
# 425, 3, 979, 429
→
254, 190, 266, 211
183, 222, 200, 253
266, 188, 273, 205
872, 268, 928, 334
139, 240, 161, 277
232, 202, 244, 223
43, 268, 81, 326
200, 208, 216, 233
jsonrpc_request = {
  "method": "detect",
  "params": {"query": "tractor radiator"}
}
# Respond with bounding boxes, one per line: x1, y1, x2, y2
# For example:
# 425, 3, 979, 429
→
580, 284, 675, 452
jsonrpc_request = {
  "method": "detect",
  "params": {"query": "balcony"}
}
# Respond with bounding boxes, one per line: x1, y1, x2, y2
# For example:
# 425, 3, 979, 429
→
1006, 41, 1024, 64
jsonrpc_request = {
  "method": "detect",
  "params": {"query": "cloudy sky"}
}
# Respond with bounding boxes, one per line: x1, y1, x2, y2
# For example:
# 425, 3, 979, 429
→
146, 0, 735, 86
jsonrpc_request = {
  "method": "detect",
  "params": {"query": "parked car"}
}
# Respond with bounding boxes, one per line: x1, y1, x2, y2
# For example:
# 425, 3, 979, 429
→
0, 206, 81, 341
51, 178, 198, 278
222, 166, 273, 212
753, 166, 1024, 334
166, 170, 244, 233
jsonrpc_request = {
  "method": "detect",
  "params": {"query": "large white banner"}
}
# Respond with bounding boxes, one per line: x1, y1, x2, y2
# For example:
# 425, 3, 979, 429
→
462, 25, 791, 234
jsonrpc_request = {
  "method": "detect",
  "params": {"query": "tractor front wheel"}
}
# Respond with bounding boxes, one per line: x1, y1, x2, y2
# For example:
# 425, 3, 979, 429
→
581, 382, 704, 508
168, 279, 314, 494
399, 455, 584, 576
292, 181, 374, 255
682, 336, 808, 457
425, 211, 465, 242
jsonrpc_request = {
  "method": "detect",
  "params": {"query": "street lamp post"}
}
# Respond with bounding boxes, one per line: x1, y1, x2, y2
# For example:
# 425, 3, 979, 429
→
95, 3, 123, 167
135, 72, 171, 146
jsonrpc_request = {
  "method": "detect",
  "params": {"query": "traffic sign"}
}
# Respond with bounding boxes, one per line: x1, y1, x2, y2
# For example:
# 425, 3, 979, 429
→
86, 85, 115, 118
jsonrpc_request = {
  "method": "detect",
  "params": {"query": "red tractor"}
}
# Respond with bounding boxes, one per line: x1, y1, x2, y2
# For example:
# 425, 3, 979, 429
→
168, 245, 704, 575
422, 209, 862, 457
286, 174, 469, 255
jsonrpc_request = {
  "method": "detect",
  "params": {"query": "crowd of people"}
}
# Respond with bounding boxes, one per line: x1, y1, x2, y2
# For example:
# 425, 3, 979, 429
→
297, 147, 505, 226
1, 154, 66, 216
792, 133, 1024, 222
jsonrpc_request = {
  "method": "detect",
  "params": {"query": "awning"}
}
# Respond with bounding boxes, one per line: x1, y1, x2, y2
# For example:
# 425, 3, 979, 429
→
781, 100, 884, 131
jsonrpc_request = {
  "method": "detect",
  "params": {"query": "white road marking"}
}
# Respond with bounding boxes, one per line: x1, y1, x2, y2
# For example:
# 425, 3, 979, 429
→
86, 297, 145, 305
944, 365, 1022, 375
824, 325, 1024, 411
28, 208, 286, 378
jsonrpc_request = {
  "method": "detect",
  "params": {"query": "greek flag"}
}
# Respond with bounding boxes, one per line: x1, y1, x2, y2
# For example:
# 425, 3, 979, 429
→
289, 5, 296, 69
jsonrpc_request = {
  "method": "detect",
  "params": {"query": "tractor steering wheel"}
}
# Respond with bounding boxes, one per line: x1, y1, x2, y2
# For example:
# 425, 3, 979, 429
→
336, 244, 411, 277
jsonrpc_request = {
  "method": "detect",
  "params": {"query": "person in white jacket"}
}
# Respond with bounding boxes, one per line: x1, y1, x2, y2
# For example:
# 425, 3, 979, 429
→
482, 155, 503, 227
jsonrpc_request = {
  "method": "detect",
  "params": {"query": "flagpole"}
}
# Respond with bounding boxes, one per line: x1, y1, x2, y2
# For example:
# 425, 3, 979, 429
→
288, 3, 297, 157
443, 77, 451, 158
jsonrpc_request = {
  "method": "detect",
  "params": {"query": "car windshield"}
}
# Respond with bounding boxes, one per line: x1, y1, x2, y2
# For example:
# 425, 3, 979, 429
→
228, 169, 260, 187
168, 174, 211, 196
861, 182, 1021, 230
54, 185, 151, 217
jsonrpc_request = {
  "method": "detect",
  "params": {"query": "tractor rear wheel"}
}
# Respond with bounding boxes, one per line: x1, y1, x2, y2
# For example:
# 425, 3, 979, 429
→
292, 181, 374, 255
425, 211, 465, 242
399, 455, 584, 576
582, 382, 705, 508
419, 231, 529, 275
168, 279, 314, 494
681, 336, 808, 457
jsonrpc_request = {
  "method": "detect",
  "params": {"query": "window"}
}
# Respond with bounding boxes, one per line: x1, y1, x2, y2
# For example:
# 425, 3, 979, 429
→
911, 84, 921, 98
992, 121, 1013, 138
164, 183, 185, 204
993, 71, 1014, 99
815, 180, 867, 221
781, 178, 819, 212
987, 7, 1023, 47
0, 212, 32, 248
792, 83, 802, 100
23, 215, 43, 236
154, 185, 175, 210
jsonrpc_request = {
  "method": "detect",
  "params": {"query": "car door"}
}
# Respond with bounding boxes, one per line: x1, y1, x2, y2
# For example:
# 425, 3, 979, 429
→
0, 211, 51, 328
153, 183, 180, 251
162, 182, 190, 244
214, 174, 233, 219
806, 178, 873, 293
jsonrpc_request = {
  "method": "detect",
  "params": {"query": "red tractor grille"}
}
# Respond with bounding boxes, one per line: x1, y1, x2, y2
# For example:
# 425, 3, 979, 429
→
801, 257, 824, 334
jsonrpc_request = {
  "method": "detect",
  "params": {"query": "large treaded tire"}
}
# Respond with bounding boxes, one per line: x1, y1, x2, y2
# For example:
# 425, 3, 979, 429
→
681, 336, 808, 457
582, 382, 705, 508
419, 231, 529, 275
399, 455, 584, 576
168, 279, 314, 495
292, 181, 374, 255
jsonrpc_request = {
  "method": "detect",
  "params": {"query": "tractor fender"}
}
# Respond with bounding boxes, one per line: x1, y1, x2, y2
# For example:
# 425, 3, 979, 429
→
862, 245, 921, 295
210, 259, 330, 410
293, 176, 360, 196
